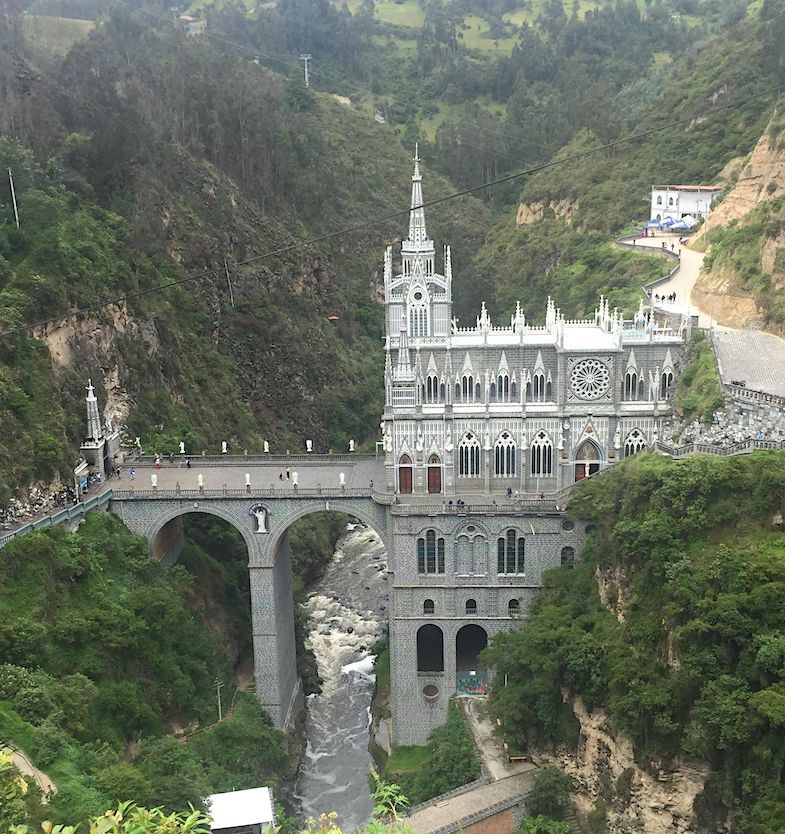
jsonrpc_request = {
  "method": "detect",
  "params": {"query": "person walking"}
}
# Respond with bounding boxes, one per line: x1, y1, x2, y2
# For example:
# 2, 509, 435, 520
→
130, 468, 136, 481
286, 467, 290, 479
186, 458, 191, 469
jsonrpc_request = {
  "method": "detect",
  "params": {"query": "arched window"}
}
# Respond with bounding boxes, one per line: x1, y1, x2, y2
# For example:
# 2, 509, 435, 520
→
656, 195, 662, 206
660, 370, 674, 398
668, 197, 674, 206
417, 529, 445, 574
439, 382, 446, 402
624, 370, 638, 401
561, 546, 575, 569
624, 429, 647, 457
462, 374, 474, 402
475, 382, 482, 401
508, 598, 520, 615
530, 431, 553, 476
417, 624, 444, 672
423, 599, 435, 615
458, 433, 481, 477
497, 373, 510, 402
490, 381, 497, 401
409, 299, 428, 338
545, 379, 552, 400
498, 528, 525, 574
425, 373, 439, 403
465, 598, 477, 615
494, 432, 516, 477
656, 213, 661, 221
511, 380, 518, 400
533, 372, 545, 401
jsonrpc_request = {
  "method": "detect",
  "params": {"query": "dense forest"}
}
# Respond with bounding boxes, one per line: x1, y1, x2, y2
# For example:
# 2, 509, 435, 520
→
486, 452, 785, 832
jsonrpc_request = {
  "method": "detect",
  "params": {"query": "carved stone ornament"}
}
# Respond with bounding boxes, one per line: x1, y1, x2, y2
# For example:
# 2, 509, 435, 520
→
569, 358, 610, 401
250, 504, 268, 534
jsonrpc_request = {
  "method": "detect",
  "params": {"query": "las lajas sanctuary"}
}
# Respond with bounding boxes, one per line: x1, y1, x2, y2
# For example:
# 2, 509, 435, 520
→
381, 155, 686, 743
67, 154, 689, 746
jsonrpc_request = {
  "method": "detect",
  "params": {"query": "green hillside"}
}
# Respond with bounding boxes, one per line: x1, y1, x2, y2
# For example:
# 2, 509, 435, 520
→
486, 452, 785, 831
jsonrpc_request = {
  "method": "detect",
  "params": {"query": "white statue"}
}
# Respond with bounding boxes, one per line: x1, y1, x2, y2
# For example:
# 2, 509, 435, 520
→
306, 439, 313, 453
221, 441, 228, 455
349, 439, 355, 452
652, 424, 659, 445
339, 472, 346, 486
135, 436, 142, 449
445, 428, 453, 453
384, 433, 392, 452
245, 472, 251, 486
613, 425, 621, 450
416, 427, 424, 453
251, 506, 268, 534
264, 440, 270, 454
292, 471, 299, 486
179, 441, 185, 455
150, 473, 158, 488
484, 429, 491, 451
198, 473, 204, 489
557, 425, 564, 451
106, 416, 114, 433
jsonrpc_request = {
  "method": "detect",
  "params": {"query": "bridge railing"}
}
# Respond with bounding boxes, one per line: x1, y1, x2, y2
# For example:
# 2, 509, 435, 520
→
654, 439, 785, 458
126, 453, 379, 466
110, 487, 378, 499
0, 491, 112, 549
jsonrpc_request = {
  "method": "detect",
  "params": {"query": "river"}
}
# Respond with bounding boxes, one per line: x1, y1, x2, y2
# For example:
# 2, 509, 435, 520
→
294, 524, 389, 831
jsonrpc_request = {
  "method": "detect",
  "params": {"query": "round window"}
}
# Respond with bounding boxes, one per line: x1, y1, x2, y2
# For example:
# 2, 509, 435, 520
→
423, 684, 439, 699
467, 525, 476, 533
562, 519, 575, 532
414, 291, 423, 300
569, 358, 610, 400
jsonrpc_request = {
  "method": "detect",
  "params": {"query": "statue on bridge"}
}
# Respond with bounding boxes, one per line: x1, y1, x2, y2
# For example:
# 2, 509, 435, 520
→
306, 439, 313, 453
221, 441, 228, 455
250, 504, 268, 534
264, 440, 270, 453
179, 441, 185, 455
349, 439, 355, 452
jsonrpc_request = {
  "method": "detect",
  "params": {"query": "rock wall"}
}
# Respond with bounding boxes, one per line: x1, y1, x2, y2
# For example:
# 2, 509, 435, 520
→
535, 696, 708, 834
516, 199, 576, 226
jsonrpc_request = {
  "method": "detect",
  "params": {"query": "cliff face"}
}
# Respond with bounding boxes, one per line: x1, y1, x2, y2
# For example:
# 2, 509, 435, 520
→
692, 113, 785, 331
539, 696, 709, 834
515, 199, 577, 226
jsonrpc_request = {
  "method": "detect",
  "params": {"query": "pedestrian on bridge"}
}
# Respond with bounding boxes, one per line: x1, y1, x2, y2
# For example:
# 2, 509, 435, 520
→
286, 467, 290, 479
186, 458, 191, 469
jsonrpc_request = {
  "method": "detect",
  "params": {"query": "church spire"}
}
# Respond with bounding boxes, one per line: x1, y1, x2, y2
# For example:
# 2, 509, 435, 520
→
408, 144, 428, 248
85, 379, 103, 442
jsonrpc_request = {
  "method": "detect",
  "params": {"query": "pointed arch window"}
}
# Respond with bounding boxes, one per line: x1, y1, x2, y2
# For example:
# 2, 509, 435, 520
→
494, 432, 516, 476
490, 381, 497, 401
561, 546, 575, 569
417, 529, 445, 574
497, 373, 510, 402
656, 195, 662, 206
623, 369, 636, 400
462, 374, 474, 402
624, 429, 647, 457
533, 372, 546, 401
660, 370, 674, 398
425, 373, 439, 403
530, 431, 553, 476
409, 294, 428, 338
511, 380, 518, 400
497, 529, 525, 574
458, 432, 481, 477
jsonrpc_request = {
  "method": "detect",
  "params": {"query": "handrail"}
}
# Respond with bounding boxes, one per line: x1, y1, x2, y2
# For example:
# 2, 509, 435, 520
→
129, 453, 378, 466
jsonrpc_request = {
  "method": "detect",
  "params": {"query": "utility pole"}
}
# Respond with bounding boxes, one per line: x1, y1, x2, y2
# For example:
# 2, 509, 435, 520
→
215, 678, 224, 722
8, 168, 19, 228
299, 53, 311, 88
224, 258, 234, 307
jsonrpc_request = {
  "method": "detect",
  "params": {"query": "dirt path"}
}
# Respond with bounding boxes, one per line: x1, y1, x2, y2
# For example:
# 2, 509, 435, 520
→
2, 746, 56, 799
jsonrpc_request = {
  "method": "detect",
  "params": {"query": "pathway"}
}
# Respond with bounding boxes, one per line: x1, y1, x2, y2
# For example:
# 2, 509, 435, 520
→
407, 771, 535, 834
1, 745, 56, 798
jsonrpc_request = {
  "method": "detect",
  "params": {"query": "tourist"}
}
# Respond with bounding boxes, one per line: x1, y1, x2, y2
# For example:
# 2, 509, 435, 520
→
671, 242, 675, 252
279, 472, 284, 480
130, 468, 136, 481
186, 458, 191, 469
286, 467, 290, 479
506, 487, 513, 499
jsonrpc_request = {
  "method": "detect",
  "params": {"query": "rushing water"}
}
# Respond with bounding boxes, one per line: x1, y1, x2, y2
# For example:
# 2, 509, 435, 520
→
295, 525, 389, 831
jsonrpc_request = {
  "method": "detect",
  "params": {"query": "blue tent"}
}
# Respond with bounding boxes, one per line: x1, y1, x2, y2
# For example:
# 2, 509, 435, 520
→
659, 216, 676, 227
670, 219, 690, 231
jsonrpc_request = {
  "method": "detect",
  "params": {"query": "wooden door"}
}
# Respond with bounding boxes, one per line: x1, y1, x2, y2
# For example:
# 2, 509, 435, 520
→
574, 463, 586, 482
399, 466, 413, 494
427, 465, 442, 494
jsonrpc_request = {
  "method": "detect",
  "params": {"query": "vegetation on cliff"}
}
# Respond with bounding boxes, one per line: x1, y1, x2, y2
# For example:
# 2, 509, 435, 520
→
0, 512, 288, 823
485, 452, 785, 830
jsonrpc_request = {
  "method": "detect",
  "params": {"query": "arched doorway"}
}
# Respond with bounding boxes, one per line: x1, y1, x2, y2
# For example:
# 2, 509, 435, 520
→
574, 439, 601, 482
456, 624, 488, 694
398, 454, 413, 494
417, 624, 444, 672
427, 453, 442, 494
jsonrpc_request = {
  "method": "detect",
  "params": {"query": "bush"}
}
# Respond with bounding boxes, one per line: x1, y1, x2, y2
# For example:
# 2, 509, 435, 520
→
525, 767, 575, 821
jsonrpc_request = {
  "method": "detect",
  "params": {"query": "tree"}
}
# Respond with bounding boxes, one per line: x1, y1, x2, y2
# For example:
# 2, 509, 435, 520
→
525, 767, 575, 821
520, 817, 571, 834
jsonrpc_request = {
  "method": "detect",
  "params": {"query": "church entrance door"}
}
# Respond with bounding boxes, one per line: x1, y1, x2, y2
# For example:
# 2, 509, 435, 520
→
399, 454, 413, 494
574, 463, 586, 482
427, 454, 442, 494
573, 439, 601, 483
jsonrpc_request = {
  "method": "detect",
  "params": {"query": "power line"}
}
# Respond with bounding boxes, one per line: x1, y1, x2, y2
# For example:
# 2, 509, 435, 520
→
2, 80, 782, 339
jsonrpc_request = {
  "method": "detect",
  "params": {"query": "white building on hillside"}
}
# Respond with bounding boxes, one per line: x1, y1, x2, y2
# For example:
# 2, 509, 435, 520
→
650, 184, 721, 222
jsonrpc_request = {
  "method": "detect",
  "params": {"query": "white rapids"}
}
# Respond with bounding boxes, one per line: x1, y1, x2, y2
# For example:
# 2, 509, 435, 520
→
294, 526, 388, 831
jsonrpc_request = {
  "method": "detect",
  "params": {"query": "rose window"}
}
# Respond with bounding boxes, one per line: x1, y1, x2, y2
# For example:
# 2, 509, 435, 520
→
570, 359, 610, 400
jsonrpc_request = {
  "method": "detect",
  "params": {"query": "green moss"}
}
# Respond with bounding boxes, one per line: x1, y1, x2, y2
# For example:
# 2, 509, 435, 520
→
676, 331, 724, 421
